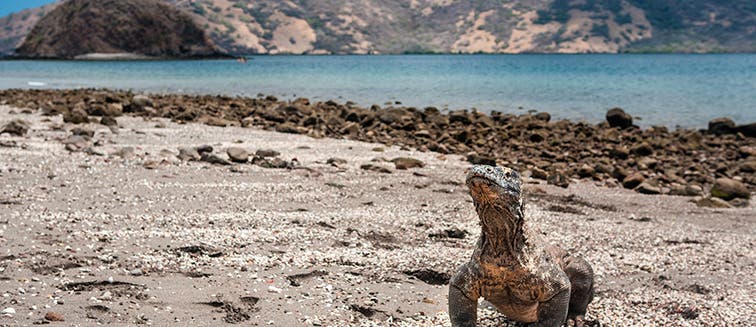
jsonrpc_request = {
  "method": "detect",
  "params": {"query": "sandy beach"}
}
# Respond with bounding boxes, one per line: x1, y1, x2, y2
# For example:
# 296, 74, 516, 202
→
0, 104, 753, 326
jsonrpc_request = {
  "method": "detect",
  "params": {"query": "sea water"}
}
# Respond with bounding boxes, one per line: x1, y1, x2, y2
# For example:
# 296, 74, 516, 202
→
0, 54, 754, 128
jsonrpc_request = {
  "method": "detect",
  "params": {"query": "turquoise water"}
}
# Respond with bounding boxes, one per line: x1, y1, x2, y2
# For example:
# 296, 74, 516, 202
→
1, 54, 754, 128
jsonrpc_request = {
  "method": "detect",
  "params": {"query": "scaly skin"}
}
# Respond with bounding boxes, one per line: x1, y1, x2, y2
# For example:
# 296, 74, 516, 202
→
449, 165, 594, 327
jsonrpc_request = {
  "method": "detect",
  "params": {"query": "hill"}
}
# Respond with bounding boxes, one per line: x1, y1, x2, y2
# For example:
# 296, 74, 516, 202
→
13, 0, 224, 59
1, 0, 754, 55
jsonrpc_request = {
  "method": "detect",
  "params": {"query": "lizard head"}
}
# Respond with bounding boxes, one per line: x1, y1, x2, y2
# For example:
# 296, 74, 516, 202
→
466, 165, 524, 228
466, 165, 522, 206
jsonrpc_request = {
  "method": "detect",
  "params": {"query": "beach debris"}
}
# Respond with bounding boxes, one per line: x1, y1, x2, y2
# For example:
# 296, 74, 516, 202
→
1, 119, 30, 136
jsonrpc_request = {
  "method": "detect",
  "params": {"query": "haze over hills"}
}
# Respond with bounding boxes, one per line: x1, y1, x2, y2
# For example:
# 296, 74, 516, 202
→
0, 0, 754, 56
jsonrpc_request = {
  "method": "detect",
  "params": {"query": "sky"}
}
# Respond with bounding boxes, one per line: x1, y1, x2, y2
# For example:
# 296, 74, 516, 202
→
0, 0, 56, 18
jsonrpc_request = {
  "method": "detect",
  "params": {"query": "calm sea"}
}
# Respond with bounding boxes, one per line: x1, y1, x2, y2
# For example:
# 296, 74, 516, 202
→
1, 54, 754, 128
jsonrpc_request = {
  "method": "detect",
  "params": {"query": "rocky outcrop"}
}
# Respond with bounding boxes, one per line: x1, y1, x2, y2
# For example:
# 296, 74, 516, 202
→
15, 0, 225, 59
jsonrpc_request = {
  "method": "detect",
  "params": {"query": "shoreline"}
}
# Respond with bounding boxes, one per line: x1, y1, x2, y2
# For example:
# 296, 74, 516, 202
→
0, 106, 753, 325
0, 88, 754, 205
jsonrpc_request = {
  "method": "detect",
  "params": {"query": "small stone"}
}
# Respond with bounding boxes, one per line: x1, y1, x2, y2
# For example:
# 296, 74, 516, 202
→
177, 147, 201, 161
195, 145, 213, 154
63, 108, 89, 124
669, 184, 704, 197
267, 286, 282, 293
547, 172, 570, 188
635, 181, 661, 194
631, 142, 653, 156
256, 149, 280, 158
360, 164, 392, 174
606, 108, 633, 129
71, 127, 95, 138
327, 158, 347, 166
129, 269, 144, 276
622, 173, 645, 189
100, 116, 118, 127
201, 153, 232, 166
694, 197, 732, 208
2, 307, 16, 315
114, 147, 136, 159
392, 157, 425, 170
1, 119, 30, 136
577, 164, 595, 178
44, 311, 65, 322
708, 117, 736, 135
226, 147, 249, 163
711, 178, 750, 200
530, 167, 548, 180
100, 291, 113, 301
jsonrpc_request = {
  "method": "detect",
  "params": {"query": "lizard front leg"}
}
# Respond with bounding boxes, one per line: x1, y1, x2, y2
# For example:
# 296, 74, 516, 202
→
449, 263, 479, 327
532, 287, 570, 327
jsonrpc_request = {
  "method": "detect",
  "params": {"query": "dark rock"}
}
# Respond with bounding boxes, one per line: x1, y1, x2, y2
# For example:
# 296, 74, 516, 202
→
631, 142, 653, 156
178, 147, 201, 161
63, 108, 89, 124
577, 164, 595, 178
392, 157, 425, 170
534, 112, 551, 122
710, 178, 750, 200
429, 228, 467, 239
226, 147, 249, 163
740, 160, 756, 173
610, 146, 630, 159
195, 145, 213, 154
636, 181, 661, 194
530, 167, 548, 180
736, 122, 756, 138
622, 173, 645, 189
256, 149, 280, 158
466, 154, 496, 166
100, 116, 118, 127
606, 108, 633, 129
694, 197, 732, 209
327, 158, 347, 166
70, 127, 94, 138
44, 312, 65, 322
360, 164, 392, 174
547, 172, 570, 188
529, 131, 546, 142
449, 111, 472, 125
276, 123, 301, 134
201, 153, 232, 165
612, 167, 629, 181
708, 117, 736, 135
669, 184, 704, 197
1, 119, 30, 136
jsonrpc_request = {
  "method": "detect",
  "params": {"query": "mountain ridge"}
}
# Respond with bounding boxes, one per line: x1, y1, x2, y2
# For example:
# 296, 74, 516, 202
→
1, 0, 753, 56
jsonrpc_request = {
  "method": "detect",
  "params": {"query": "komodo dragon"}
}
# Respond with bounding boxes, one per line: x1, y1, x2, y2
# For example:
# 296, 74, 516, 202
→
449, 165, 594, 327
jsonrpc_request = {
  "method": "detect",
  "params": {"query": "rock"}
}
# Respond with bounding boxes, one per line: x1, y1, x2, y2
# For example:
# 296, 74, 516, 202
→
276, 123, 301, 134
729, 198, 750, 208
547, 172, 570, 188
606, 108, 633, 129
622, 173, 645, 189
392, 157, 425, 170
63, 108, 89, 124
143, 160, 161, 170
129, 269, 144, 276
114, 147, 136, 159
466, 154, 496, 166
530, 167, 549, 180
577, 164, 595, 178
635, 181, 661, 194
177, 147, 201, 161
327, 158, 347, 166
201, 153, 231, 165
612, 167, 629, 181
534, 112, 551, 122
740, 160, 756, 173
710, 178, 750, 200
360, 164, 392, 174
226, 147, 249, 163
529, 131, 546, 142
253, 157, 290, 169
708, 117, 736, 135
132, 95, 154, 109
195, 145, 213, 154
694, 197, 732, 209
449, 111, 472, 124
71, 126, 94, 138
669, 184, 704, 197
100, 116, 118, 127
2, 307, 15, 316
1, 119, 30, 136
736, 122, 756, 137
44, 312, 65, 322
631, 142, 653, 156
256, 149, 280, 158
609, 146, 630, 159
62, 135, 90, 152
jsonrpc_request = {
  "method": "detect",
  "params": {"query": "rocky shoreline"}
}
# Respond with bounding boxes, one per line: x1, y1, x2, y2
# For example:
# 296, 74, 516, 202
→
1, 88, 754, 207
